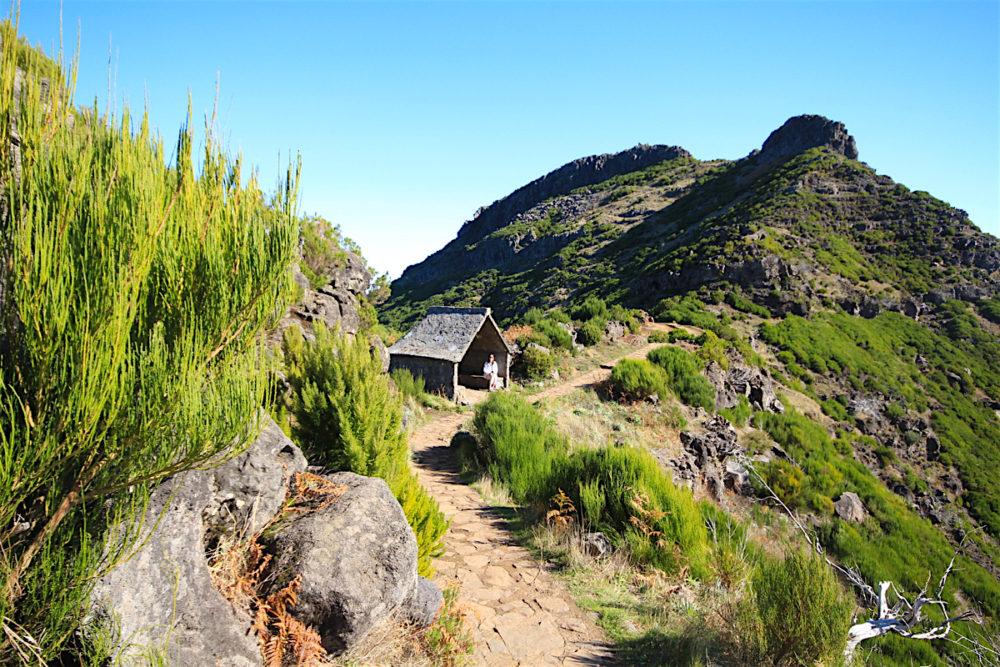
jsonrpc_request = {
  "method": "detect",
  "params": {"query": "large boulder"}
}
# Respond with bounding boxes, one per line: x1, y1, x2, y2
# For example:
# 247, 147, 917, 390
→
89, 417, 307, 665
259, 471, 429, 655
834, 492, 868, 524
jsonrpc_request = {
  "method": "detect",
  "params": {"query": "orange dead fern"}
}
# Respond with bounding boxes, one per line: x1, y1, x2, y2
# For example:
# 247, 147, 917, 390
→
209, 471, 348, 666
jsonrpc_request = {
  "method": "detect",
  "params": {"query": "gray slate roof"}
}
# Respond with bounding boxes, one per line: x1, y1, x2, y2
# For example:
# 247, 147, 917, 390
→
388, 306, 512, 362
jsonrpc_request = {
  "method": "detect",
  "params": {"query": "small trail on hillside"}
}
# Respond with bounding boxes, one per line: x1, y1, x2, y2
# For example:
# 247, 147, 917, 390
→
407, 336, 671, 666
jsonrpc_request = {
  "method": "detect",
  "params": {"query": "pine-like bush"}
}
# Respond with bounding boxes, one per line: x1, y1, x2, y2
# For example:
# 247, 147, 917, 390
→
647, 346, 716, 411
283, 323, 447, 575
736, 549, 852, 665
609, 359, 669, 402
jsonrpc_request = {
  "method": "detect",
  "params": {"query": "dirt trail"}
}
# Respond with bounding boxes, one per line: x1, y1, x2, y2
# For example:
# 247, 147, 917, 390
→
408, 337, 669, 666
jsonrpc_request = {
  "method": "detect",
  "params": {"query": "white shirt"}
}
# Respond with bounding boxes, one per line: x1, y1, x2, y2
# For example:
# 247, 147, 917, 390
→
483, 359, 499, 376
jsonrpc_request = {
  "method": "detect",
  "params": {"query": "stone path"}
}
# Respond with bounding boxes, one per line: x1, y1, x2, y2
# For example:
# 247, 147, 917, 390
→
407, 335, 674, 666
411, 419, 613, 666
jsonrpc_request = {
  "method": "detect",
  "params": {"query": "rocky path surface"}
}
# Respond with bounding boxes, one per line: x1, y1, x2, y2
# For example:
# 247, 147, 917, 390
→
408, 336, 671, 666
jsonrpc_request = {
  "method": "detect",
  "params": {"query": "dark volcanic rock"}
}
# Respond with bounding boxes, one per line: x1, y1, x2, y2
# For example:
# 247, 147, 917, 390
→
672, 416, 745, 500
758, 114, 859, 162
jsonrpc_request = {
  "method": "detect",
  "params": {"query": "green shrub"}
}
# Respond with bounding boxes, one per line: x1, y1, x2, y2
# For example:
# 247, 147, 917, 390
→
549, 308, 571, 324
724, 291, 772, 318
554, 446, 710, 576
390, 368, 426, 400
648, 331, 671, 343
572, 295, 609, 322
577, 317, 605, 346
523, 307, 545, 325
979, 295, 1000, 325
0, 27, 300, 659
820, 398, 850, 421
471, 393, 568, 503
695, 330, 730, 370
534, 319, 574, 350
284, 323, 447, 575
668, 329, 697, 343
520, 345, 554, 380
299, 215, 355, 289
720, 396, 752, 427
472, 395, 709, 576
609, 359, 669, 402
737, 549, 852, 666
647, 346, 716, 411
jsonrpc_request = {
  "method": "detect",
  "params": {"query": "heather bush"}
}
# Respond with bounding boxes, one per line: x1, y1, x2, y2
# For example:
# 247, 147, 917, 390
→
390, 367, 426, 401
520, 345, 555, 380
0, 22, 299, 659
284, 323, 447, 575
609, 359, 669, 402
647, 331, 671, 343
647, 346, 716, 411
736, 549, 852, 665
577, 317, 605, 346
471, 394, 709, 576
572, 295, 609, 322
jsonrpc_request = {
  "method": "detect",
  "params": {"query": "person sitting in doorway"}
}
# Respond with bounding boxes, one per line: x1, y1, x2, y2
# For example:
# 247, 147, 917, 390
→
483, 353, 501, 391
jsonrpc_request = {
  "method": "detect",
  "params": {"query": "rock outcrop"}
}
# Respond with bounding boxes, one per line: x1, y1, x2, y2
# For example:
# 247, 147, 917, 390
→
706, 359, 784, 414
288, 252, 371, 338
669, 417, 749, 500
260, 471, 424, 655
90, 417, 306, 665
757, 114, 859, 162
90, 419, 438, 664
834, 492, 868, 523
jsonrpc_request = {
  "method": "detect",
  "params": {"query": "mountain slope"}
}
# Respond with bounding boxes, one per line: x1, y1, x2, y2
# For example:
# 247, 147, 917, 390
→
382, 115, 997, 329
380, 117, 1000, 664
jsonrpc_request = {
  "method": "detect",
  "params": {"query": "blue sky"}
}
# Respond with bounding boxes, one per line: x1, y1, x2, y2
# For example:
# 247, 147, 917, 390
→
17, 1, 1000, 278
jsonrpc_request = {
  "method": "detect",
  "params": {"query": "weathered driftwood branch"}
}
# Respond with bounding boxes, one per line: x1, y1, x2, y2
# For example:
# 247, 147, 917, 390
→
736, 454, 988, 662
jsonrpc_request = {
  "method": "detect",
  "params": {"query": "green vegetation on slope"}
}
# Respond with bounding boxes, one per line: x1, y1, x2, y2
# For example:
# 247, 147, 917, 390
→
760, 310, 1000, 536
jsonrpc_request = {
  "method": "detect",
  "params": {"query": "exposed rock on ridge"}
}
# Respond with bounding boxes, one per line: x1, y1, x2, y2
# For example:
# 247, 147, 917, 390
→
757, 114, 858, 162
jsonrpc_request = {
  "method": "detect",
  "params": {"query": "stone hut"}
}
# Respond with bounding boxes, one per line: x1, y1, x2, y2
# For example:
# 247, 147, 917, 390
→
388, 307, 512, 400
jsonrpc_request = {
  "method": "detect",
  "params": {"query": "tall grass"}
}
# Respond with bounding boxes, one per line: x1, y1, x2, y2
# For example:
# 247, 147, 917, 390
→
472, 393, 709, 576
0, 16, 299, 660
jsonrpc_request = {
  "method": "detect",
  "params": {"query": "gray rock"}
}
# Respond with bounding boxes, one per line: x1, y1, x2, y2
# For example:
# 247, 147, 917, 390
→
369, 334, 390, 374
707, 361, 784, 414
91, 475, 258, 666
330, 251, 371, 295
723, 459, 751, 495
604, 320, 626, 342
580, 532, 613, 559
204, 418, 308, 543
260, 472, 419, 655
834, 492, 867, 523
90, 416, 308, 666
401, 576, 443, 627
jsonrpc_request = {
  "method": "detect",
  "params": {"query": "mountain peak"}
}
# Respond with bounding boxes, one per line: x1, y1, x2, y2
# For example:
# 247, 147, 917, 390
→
758, 114, 858, 162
